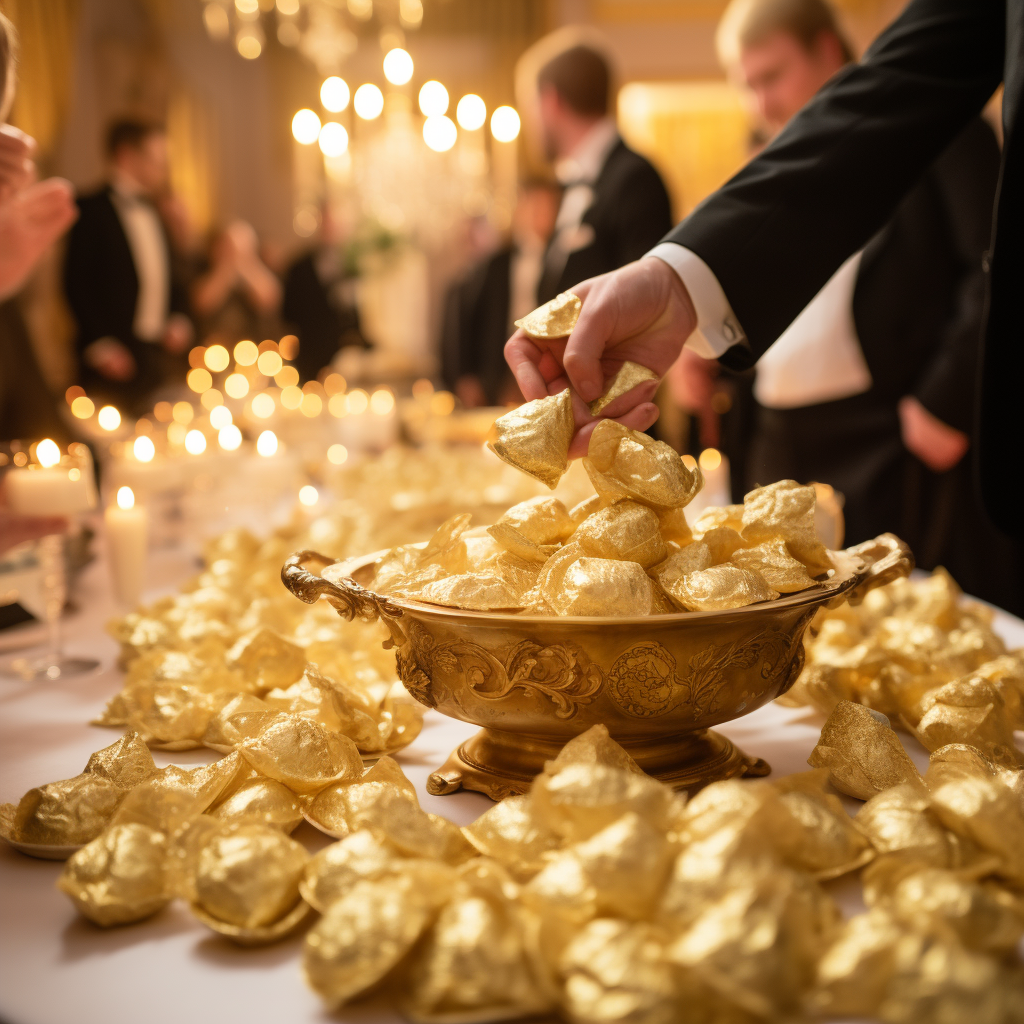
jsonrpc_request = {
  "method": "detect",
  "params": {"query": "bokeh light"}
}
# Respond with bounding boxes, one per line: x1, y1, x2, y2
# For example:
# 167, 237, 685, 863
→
382, 48, 413, 86
327, 444, 348, 465
318, 122, 349, 157
187, 367, 213, 393
346, 389, 369, 415
298, 484, 319, 506
209, 405, 233, 430
490, 105, 520, 142
133, 436, 156, 463
257, 350, 283, 377
423, 115, 457, 152
234, 339, 258, 366
456, 94, 486, 131
251, 392, 276, 419
370, 389, 395, 415
275, 366, 299, 388
218, 424, 243, 450
204, 344, 230, 372
418, 80, 449, 116
320, 76, 350, 112
98, 406, 122, 431
225, 373, 250, 399
184, 429, 207, 455
172, 401, 194, 424
116, 486, 135, 510
256, 430, 278, 456
36, 439, 61, 468
291, 108, 322, 144
71, 396, 95, 419
280, 385, 303, 410
301, 392, 323, 417
354, 84, 384, 120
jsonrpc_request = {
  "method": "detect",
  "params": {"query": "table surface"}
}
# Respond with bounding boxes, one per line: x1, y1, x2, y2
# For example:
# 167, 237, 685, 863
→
1, 545, 1022, 1024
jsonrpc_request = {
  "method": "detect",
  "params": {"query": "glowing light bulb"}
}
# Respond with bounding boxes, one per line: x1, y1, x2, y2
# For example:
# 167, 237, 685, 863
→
456, 94, 486, 131
209, 405, 233, 430
116, 486, 135, 510
318, 122, 349, 157
218, 424, 242, 450
133, 436, 156, 463
320, 76, 350, 112
256, 430, 278, 456
298, 484, 319, 506
204, 344, 230, 372
98, 405, 122, 431
382, 48, 413, 86
36, 439, 61, 468
354, 83, 384, 120
327, 444, 348, 465
292, 108, 322, 145
184, 429, 207, 455
234, 339, 258, 366
423, 115, 457, 152
490, 105, 520, 142
418, 80, 448, 117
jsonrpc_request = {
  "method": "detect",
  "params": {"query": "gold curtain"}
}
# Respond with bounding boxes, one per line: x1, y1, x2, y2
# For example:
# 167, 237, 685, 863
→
1, 0, 80, 168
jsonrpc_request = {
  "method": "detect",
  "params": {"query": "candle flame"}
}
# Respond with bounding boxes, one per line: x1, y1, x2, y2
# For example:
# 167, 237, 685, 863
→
36, 438, 61, 468
116, 486, 135, 510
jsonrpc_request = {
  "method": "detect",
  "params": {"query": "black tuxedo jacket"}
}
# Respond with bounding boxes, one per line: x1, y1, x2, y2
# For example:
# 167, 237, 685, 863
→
853, 115, 1000, 434
538, 140, 672, 303
667, 0, 1022, 536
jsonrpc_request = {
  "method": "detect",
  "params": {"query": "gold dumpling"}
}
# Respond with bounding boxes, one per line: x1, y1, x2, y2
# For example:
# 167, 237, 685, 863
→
57, 823, 170, 926
588, 360, 659, 415
584, 420, 703, 511
418, 573, 523, 611
741, 480, 833, 577
189, 821, 312, 943
514, 290, 581, 339
662, 564, 778, 612
209, 777, 304, 833
555, 557, 654, 617
574, 501, 667, 569
487, 388, 575, 489
732, 536, 817, 594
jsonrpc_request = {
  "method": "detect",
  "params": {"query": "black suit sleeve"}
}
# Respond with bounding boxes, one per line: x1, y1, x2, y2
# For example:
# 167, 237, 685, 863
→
609, 161, 674, 268
666, 0, 1005, 363
910, 117, 1001, 432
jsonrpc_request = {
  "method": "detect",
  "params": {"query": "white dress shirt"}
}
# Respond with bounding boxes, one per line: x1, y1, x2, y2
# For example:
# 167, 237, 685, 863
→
647, 243, 873, 408
110, 173, 170, 343
545, 119, 621, 283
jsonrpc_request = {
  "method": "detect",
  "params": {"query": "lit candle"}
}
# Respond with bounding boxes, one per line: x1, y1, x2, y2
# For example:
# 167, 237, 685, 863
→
684, 448, 732, 524
104, 486, 148, 607
5, 439, 97, 515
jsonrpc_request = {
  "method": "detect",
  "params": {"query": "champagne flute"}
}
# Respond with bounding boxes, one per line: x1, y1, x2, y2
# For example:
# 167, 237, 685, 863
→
1, 439, 100, 680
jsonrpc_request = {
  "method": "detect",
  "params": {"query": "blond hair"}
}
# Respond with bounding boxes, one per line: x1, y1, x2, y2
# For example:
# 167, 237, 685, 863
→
716, 0, 854, 70
0, 11, 16, 122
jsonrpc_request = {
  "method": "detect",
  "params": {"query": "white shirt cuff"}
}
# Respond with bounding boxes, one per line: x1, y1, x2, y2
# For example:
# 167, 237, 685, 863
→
645, 243, 747, 359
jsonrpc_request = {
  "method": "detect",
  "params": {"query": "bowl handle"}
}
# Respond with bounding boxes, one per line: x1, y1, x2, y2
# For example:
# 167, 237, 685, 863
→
839, 532, 915, 606
281, 550, 406, 643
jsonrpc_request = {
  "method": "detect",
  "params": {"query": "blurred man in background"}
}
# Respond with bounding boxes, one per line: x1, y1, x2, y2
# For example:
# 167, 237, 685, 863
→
442, 179, 560, 407
534, 44, 673, 304
666, 0, 1019, 610
64, 120, 192, 412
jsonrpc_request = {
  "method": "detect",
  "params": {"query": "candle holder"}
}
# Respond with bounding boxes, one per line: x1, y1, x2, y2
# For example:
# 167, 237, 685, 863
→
1, 440, 100, 681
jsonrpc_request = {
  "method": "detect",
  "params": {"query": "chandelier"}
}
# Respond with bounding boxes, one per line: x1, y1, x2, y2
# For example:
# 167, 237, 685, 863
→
200, 0, 424, 72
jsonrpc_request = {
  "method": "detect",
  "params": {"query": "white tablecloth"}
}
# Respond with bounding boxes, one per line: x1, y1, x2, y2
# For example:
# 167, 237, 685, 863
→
1, 547, 1022, 1024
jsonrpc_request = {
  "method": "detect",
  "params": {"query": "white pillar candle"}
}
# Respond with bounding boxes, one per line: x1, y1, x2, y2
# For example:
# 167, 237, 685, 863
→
104, 486, 148, 608
5, 440, 96, 515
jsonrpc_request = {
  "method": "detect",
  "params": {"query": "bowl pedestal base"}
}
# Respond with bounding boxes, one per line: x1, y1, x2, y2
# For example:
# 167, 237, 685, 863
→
425, 726, 770, 802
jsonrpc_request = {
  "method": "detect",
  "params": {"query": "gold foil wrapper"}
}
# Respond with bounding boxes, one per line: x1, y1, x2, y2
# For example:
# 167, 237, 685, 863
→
210, 778, 303, 833
556, 557, 654, 617
514, 290, 581, 339
419, 573, 523, 611
227, 627, 307, 693
487, 389, 574, 489
808, 701, 922, 800
662, 565, 778, 612
584, 420, 703, 511
190, 821, 310, 937
57, 823, 170, 926
462, 795, 561, 881
741, 479, 833, 576
731, 536, 816, 593
588, 361, 660, 415
575, 501, 667, 568
699, 526, 746, 566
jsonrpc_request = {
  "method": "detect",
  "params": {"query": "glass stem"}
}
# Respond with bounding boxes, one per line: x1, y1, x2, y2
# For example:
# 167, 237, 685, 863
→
38, 532, 66, 667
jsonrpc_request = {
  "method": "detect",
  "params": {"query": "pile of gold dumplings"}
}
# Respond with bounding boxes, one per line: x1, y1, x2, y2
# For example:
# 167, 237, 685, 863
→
8, 718, 1022, 1023
374, 420, 835, 615
96, 442, 576, 756
783, 568, 1024, 768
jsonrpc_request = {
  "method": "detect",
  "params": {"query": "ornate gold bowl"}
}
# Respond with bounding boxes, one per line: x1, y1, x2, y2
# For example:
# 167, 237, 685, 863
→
282, 534, 912, 801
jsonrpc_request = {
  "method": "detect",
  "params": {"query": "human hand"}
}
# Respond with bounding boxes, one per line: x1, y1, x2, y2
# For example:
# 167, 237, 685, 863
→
0, 125, 36, 203
504, 258, 697, 457
0, 177, 77, 300
83, 337, 137, 381
666, 347, 721, 448
898, 395, 969, 472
